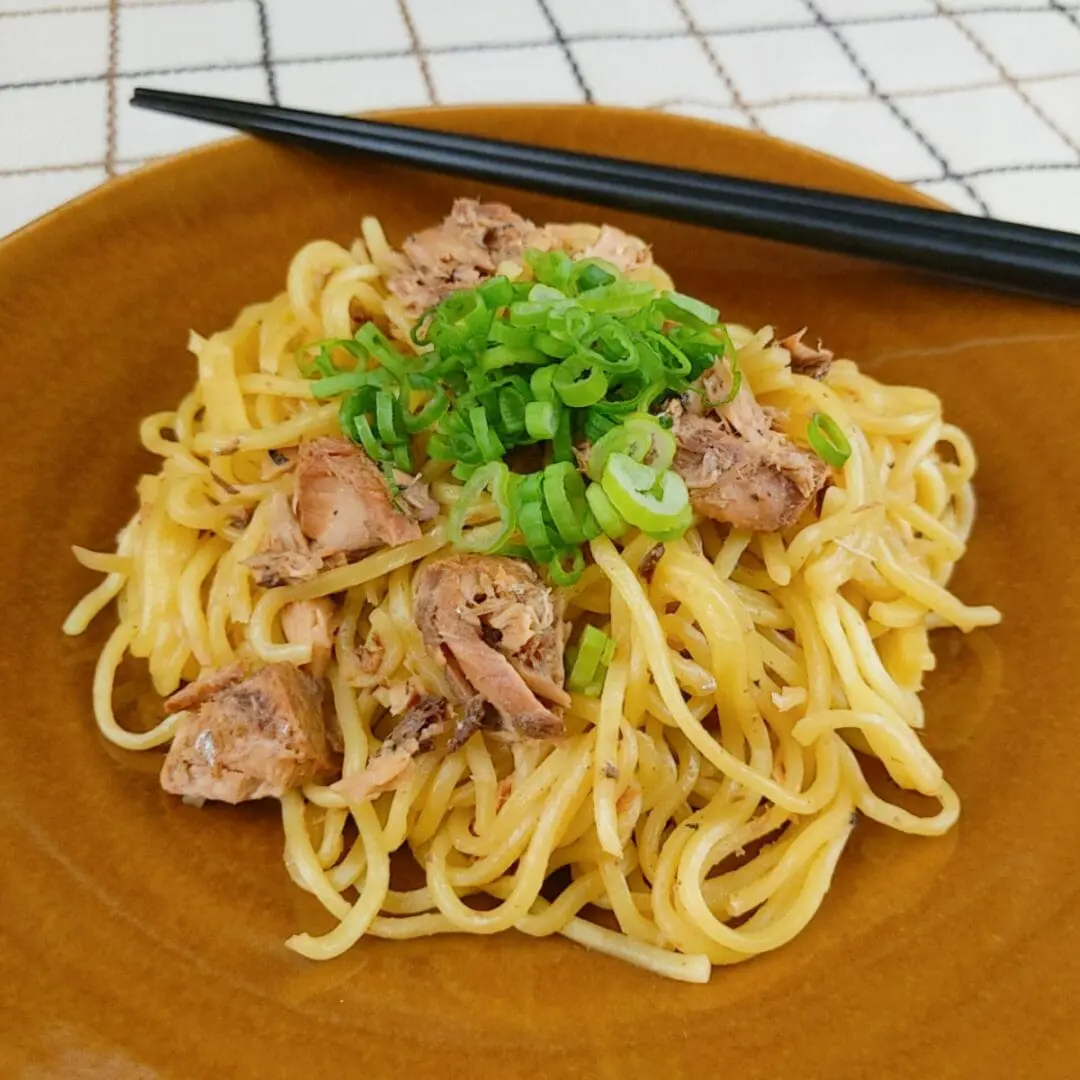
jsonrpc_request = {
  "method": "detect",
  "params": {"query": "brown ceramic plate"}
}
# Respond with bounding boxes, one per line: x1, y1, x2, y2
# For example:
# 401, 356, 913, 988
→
1, 105, 1077, 1080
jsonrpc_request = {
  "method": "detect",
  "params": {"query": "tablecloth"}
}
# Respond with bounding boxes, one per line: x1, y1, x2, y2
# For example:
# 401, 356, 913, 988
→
2, 0, 1079, 238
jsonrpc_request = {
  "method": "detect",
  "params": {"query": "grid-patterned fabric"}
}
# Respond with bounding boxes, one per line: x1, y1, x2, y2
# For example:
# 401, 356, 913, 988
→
3, 0, 1080, 238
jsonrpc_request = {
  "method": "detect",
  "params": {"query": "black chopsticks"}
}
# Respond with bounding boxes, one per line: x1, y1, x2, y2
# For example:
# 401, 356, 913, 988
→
131, 87, 1080, 304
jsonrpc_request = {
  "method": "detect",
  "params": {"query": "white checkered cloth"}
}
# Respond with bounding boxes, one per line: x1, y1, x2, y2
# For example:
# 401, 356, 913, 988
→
3, 0, 1080, 238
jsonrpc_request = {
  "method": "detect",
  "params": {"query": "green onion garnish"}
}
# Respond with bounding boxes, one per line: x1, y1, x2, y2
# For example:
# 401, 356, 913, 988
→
585, 483, 628, 539
552, 355, 608, 408
807, 412, 852, 468
447, 461, 515, 553
302, 243, 751, 571
548, 547, 585, 587
586, 413, 675, 483
542, 462, 600, 545
567, 625, 615, 694
660, 290, 719, 327
601, 453, 692, 539
524, 399, 560, 441
516, 473, 556, 563
469, 406, 506, 462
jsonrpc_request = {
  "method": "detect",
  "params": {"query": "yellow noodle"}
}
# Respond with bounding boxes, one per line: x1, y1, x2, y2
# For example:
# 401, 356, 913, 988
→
65, 214, 999, 984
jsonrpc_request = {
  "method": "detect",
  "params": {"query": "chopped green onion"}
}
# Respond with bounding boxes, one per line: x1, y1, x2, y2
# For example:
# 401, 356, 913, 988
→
339, 391, 366, 445
526, 248, 574, 291
542, 462, 599, 545
585, 482, 628, 538
592, 320, 639, 374
409, 305, 438, 347
374, 390, 401, 445
551, 405, 574, 464
426, 434, 450, 459
660, 290, 719, 327
448, 430, 479, 462
600, 636, 616, 665
548, 547, 585, 586
354, 414, 390, 463
498, 384, 529, 435
480, 344, 545, 371
807, 412, 852, 467
469, 406, 506, 462
634, 337, 665, 384
552, 355, 608, 408
532, 332, 574, 358
720, 325, 742, 397
546, 305, 592, 342
584, 409, 618, 442
529, 283, 568, 303
303, 245, 743, 566
585, 413, 676, 482
448, 461, 515, 553
571, 258, 618, 293
645, 330, 692, 381
507, 301, 550, 327
313, 346, 342, 377
429, 290, 493, 354
530, 365, 558, 402
310, 372, 361, 400
477, 275, 513, 309
496, 542, 534, 560
620, 412, 676, 472
487, 321, 536, 348
516, 473, 555, 563
354, 322, 409, 381
391, 443, 414, 471
402, 385, 449, 433
575, 280, 656, 315
567, 625, 614, 693
380, 460, 403, 498
525, 400, 560, 441
601, 453, 692, 539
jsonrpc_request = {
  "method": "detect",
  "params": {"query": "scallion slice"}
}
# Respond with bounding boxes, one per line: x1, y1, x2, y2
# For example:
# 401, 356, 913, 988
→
551, 405, 574, 464
448, 461, 516, 553
498, 383, 529, 435
601, 453, 692, 539
526, 248, 574, 291
542, 462, 600, 545
477, 275, 513, 309
480, 344, 545, 371
567, 625, 614, 693
585, 482, 629, 539
552, 355, 608, 408
660, 290, 719, 327
530, 365, 558, 402
807, 412, 852, 467
525, 399, 560, 441
469, 406, 506, 462
516, 473, 555, 563
548, 546, 585, 586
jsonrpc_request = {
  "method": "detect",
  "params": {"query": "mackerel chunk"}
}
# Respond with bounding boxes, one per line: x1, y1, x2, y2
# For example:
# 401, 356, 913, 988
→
161, 663, 335, 804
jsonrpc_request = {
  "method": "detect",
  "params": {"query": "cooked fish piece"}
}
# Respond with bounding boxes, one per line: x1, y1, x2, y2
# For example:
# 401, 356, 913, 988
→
333, 695, 449, 803
280, 597, 336, 678
413, 554, 568, 740
294, 436, 435, 557
161, 662, 335, 804
243, 491, 323, 587
667, 358, 829, 532
778, 327, 834, 380
387, 198, 548, 318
